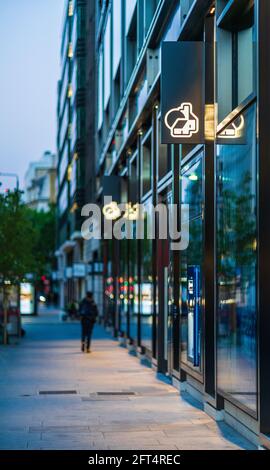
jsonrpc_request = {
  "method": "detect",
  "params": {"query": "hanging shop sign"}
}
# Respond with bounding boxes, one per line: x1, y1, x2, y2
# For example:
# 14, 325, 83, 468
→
161, 42, 205, 144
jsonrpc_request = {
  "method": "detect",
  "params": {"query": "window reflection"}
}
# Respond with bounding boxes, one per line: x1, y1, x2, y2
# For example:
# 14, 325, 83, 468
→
119, 238, 128, 336
112, 0, 122, 78
129, 222, 139, 342
180, 155, 203, 372
105, 242, 115, 328
59, 183, 68, 215
104, 13, 111, 109
140, 203, 154, 352
158, 118, 169, 181
217, 104, 257, 413
142, 132, 152, 195
125, 0, 137, 34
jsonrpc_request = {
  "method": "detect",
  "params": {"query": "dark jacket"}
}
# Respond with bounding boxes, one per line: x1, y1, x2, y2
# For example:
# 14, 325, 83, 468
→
79, 298, 98, 323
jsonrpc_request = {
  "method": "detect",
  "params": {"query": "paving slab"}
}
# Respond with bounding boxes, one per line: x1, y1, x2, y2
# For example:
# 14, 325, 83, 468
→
0, 308, 256, 450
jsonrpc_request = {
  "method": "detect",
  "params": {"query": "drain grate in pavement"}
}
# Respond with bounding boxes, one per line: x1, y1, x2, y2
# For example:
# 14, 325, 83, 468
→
39, 390, 77, 395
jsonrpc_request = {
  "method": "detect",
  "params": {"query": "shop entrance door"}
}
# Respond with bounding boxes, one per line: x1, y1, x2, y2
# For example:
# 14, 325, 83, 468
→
167, 260, 175, 376
180, 151, 204, 373
157, 191, 178, 376
166, 192, 176, 377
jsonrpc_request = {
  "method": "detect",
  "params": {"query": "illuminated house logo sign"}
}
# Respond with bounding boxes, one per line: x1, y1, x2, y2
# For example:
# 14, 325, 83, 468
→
219, 115, 245, 139
102, 201, 121, 220
164, 103, 199, 139
102, 202, 140, 221
161, 42, 204, 144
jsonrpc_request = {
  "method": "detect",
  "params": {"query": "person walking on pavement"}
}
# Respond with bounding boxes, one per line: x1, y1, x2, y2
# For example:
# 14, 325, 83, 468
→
79, 291, 98, 353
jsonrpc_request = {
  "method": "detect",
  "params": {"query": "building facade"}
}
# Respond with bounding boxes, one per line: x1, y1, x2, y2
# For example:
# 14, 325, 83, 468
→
56, 0, 96, 310
94, 0, 270, 448
24, 151, 56, 211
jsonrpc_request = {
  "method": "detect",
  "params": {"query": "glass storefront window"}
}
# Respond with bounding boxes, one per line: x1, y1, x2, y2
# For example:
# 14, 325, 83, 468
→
105, 241, 115, 328
59, 105, 69, 152
144, 0, 158, 36
140, 202, 154, 352
59, 183, 68, 215
129, 223, 139, 342
71, 106, 77, 151
237, 27, 254, 105
118, 179, 129, 336
217, 4, 255, 122
128, 156, 139, 342
59, 61, 68, 117
216, 103, 257, 413
162, 3, 180, 43
181, 158, 203, 219
71, 59, 77, 107
113, 0, 122, 78
61, 22, 68, 65
70, 157, 77, 198
158, 118, 168, 181
137, 77, 148, 114
59, 143, 68, 187
142, 131, 152, 196
71, 7, 77, 54
119, 238, 128, 335
125, 0, 137, 34
104, 13, 111, 110
98, 49, 103, 130
180, 155, 203, 372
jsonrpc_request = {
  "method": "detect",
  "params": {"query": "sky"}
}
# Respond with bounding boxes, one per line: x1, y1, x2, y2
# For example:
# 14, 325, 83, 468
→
0, 0, 65, 190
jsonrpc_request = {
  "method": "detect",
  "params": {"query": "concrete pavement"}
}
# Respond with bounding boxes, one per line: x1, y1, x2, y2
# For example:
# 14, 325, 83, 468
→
0, 308, 255, 450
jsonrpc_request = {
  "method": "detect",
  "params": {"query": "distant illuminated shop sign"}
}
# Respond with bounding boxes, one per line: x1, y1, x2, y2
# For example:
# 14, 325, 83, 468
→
72, 263, 86, 278
20, 283, 35, 315
161, 42, 205, 144
102, 201, 140, 221
217, 114, 246, 145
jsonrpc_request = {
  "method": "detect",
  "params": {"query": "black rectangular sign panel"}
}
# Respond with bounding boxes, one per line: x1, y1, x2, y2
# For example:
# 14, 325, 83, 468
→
161, 42, 205, 144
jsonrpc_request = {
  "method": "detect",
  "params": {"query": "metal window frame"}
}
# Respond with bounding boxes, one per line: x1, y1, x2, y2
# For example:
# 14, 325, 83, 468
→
257, 0, 270, 435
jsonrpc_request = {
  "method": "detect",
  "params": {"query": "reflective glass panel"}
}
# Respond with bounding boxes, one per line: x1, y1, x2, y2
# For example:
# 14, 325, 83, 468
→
125, 0, 137, 34
113, 0, 122, 78
142, 132, 152, 195
140, 202, 154, 352
119, 238, 128, 335
216, 104, 257, 413
129, 222, 139, 341
104, 13, 111, 109
180, 155, 203, 372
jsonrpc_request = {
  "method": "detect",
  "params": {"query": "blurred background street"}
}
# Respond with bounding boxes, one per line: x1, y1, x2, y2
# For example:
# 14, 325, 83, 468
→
1, 0, 269, 452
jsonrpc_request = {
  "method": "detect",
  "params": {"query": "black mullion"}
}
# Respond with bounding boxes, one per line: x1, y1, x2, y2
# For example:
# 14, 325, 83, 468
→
204, 14, 216, 399
137, 132, 142, 348
232, 31, 238, 109
258, 0, 270, 435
